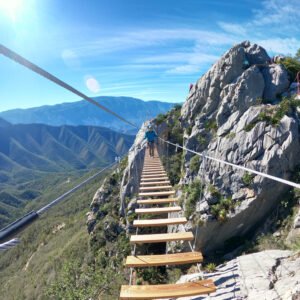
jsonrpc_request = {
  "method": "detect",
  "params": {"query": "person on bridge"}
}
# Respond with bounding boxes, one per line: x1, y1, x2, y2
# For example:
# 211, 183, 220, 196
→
144, 125, 157, 157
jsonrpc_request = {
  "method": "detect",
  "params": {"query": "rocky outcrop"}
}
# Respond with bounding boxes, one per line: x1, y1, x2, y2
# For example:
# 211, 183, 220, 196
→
119, 123, 147, 217
177, 250, 300, 300
179, 41, 298, 253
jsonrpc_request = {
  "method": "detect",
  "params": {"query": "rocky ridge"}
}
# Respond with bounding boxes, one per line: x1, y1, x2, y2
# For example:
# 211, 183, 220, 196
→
179, 41, 300, 253
86, 41, 300, 298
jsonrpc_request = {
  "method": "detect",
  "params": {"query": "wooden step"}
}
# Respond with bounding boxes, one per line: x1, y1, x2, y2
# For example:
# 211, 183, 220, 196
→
141, 175, 168, 179
139, 191, 175, 197
141, 177, 169, 182
139, 185, 172, 191
133, 217, 187, 227
120, 280, 216, 299
125, 251, 203, 267
140, 181, 170, 186
143, 168, 164, 172
135, 206, 181, 214
144, 157, 161, 164
130, 232, 194, 244
142, 171, 166, 175
137, 198, 177, 204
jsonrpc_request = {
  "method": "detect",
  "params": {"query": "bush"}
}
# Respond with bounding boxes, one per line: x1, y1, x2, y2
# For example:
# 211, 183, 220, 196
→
281, 56, 300, 80
244, 97, 300, 131
156, 113, 167, 125
184, 180, 202, 218
190, 155, 200, 174
186, 125, 193, 135
204, 119, 218, 132
210, 196, 236, 222
204, 263, 217, 273
197, 135, 206, 145
242, 172, 254, 186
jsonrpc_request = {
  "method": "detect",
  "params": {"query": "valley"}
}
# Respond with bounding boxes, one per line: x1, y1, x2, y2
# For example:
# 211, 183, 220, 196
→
0, 119, 134, 227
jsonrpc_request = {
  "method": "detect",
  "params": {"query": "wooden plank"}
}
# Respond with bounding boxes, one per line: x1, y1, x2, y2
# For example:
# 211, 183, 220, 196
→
143, 168, 164, 172
141, 174, 168, 179
125, 251, 202, 267
139, 185, 172, 191
139, 191, 175, 197
141, 177, 169, 182
135, 206, 181, 214
120, 280, 216, 299
133, 217, 187, 227
137, 198, 177, 204
142, 171, 166, 175
144, 160, 161, 162
130, 232, 194, 244
140, 181, 170, 186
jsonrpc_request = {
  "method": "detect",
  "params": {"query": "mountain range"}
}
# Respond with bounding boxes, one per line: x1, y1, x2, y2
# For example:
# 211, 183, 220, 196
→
0, 97, 175, 133
0, 118, 134, 227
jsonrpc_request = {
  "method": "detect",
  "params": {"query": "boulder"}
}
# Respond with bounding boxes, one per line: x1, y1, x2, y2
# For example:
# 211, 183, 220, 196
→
262, 64, 290, 101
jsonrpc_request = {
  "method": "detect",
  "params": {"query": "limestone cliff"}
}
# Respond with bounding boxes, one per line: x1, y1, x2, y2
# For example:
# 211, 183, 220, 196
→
85, 42, 300, 299
179, 41, 299, 253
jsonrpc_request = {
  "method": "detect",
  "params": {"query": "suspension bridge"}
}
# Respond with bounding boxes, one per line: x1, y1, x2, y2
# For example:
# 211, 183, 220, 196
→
120, 147, 216, 299
1, 44, 300, 299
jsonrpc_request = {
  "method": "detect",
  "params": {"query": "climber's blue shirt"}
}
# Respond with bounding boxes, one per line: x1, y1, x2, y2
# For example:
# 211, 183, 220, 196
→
145, 130, 157, 142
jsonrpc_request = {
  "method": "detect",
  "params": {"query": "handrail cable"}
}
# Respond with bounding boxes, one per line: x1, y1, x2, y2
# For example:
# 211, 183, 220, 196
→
159, 137, 300, 190
0, 160, 120, 246
0, 238, 20, 252
0, 44, 138, 129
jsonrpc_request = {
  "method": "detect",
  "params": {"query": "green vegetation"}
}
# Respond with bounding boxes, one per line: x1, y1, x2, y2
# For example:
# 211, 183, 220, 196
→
204, 119, 218, 132
208, 184, 221, 198
244, 97, 300, 131
137, 267, 167, 285
183, 179, 202, 218
156, 104, 184, 186
281, 56, 300, 80
156, 113, 168, 125
0, 169, 118, 299
242, 172, 254, 186
0, 160, 132, 299
210, 196, 236, 222
204, 262, 217, 273
163, 152, 183, 186
244, 122, 256, 132
186, 125, 193, 135
226, 132, 236, 139
196, 135, 207, 146
190, 155, 200, 174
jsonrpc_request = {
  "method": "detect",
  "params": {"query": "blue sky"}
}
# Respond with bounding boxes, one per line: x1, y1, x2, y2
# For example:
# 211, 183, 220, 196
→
0, 0, 299, 112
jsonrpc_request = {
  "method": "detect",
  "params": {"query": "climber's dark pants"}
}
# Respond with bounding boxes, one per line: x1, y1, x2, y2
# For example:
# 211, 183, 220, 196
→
148, 141, 154, 157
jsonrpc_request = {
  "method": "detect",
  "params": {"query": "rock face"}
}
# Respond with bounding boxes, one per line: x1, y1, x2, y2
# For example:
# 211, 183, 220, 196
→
119, 123, 147, 217
87, 123, 147, 234
177, 250, 300, 300
179, 41, 298, 253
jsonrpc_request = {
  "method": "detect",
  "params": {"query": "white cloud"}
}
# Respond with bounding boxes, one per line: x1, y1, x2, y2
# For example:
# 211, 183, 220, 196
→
251, 0, 300, 28
218, 22, 247, 36
72, 28, 236, 57
254, 38, 300, 55
217, 0, 300, 55
166, 64, 202, 75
